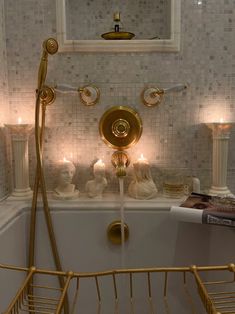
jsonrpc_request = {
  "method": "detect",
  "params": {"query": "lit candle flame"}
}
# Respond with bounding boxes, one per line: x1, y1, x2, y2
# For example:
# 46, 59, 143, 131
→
219, 117, 224, 123
63, 157, 70, 163
17, 117, 22, 124
139, 154, 146, 160
94, 159, 105, 169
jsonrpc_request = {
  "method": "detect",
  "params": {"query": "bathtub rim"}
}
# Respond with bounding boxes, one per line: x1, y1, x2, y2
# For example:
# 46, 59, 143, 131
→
0, 193, 184, 233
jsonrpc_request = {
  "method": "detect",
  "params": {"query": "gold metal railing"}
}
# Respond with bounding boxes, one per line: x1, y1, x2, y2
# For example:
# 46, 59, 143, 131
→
1, 263, 235, 314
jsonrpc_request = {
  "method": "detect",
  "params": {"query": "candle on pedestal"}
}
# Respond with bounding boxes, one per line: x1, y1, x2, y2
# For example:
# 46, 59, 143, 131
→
206, 120, 234, 197
5, 118, 33, 199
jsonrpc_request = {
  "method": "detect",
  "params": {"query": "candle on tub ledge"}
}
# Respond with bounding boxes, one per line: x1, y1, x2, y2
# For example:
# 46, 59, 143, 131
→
5, 118, 33, 199
206, 119, 234, 197
128, 154, 158, 200
53, 158, 79, 200
85, 159, 107, 198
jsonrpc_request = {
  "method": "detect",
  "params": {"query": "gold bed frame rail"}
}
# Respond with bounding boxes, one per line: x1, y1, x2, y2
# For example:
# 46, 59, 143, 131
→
1, 263, 235, 314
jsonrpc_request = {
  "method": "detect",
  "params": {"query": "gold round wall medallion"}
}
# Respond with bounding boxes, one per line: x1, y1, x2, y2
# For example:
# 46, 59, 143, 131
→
99, 106, 143, 150
107, 220, 129, 245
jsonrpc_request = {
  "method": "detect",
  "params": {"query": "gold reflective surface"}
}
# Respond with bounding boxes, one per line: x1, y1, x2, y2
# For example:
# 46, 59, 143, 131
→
101, 31, 135, 40
107, 220, 129, 245
99, 106, 142, 150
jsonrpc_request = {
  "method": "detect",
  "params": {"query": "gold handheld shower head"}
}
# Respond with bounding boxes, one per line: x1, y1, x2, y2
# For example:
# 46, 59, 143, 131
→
43, 38, 58, 55
37, 38, 58, 91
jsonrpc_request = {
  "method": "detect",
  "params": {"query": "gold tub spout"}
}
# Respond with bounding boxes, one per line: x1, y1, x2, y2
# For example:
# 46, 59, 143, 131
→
111, 151, 130, 177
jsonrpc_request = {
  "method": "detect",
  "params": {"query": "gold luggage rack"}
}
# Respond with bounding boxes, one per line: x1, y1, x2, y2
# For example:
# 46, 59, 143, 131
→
1, 263, 235, 314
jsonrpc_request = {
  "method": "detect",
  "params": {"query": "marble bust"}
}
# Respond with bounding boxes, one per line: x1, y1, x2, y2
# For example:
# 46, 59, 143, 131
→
85, 160, 107, 198
53, 160, 79, 200
128, 155, 158, 200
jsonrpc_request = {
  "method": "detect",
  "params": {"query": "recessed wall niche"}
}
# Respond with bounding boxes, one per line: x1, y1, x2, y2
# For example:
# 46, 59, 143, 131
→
56, 0, 181, 52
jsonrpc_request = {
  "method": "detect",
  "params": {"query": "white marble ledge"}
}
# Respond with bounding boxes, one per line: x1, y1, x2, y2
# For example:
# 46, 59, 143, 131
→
1, 192, 185, 210
0, 193, 185, 232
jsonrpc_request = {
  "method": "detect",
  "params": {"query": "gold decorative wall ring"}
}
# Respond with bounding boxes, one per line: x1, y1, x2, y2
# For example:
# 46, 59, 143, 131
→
99, 106, 142, 150
107, 220, 129, 245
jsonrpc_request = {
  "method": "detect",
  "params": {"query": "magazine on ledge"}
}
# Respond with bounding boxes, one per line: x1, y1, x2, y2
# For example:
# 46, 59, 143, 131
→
171, 193, 235, 227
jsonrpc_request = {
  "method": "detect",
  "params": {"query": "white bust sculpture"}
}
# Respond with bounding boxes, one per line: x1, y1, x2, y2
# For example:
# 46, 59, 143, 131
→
53, 159, 79, 200
128, 155, 158, 200
85, 160, 107, 198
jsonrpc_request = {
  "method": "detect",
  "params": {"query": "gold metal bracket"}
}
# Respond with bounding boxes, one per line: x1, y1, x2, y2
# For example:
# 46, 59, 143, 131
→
107, 220, 129, 245
39, 85, 56, 106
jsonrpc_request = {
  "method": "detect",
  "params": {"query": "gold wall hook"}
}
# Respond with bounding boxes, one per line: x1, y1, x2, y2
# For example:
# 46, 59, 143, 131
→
78, 85, 100, 106
99, 106, 142, 150
107, 220, 129, 244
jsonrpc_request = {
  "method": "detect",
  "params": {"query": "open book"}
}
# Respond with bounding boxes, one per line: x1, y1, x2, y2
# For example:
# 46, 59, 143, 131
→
171, 193, 235, 227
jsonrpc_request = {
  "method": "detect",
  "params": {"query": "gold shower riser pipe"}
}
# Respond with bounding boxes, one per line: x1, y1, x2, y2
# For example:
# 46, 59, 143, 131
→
34, 84, 69, 314
28, 102, 47, 270
28, 38, 69, 313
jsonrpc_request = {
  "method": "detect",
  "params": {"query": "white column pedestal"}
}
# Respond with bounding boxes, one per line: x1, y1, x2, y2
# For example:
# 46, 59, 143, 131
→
207, 122, 234, 197
5, 124, 33, 199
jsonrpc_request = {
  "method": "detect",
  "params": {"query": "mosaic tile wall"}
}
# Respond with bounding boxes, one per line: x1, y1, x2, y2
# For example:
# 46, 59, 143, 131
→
66, 0, 171, 40
0, 0, 10, 199
0, 0, 235, 197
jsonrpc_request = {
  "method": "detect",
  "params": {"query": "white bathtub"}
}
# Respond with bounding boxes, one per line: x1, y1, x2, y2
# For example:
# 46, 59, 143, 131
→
0, 197, 235, 313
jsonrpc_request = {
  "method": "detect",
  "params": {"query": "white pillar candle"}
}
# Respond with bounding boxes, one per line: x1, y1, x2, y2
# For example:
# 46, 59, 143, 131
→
94, 159, 105, 172
206, 121, 234, 197
5, 122, 33, 199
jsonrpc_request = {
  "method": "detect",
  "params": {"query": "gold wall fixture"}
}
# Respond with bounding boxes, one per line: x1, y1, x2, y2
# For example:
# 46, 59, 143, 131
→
111, 150, 130, 177
141, 87, 164, 107
141, 84, 188, 107
78, 85, 100, 106
99, 106, 142, 177
99, 106, 143, 150
107, 220, 129, 244
101, 12, 135, 40
28, 38, 69, 314
39, 85, 56, 106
